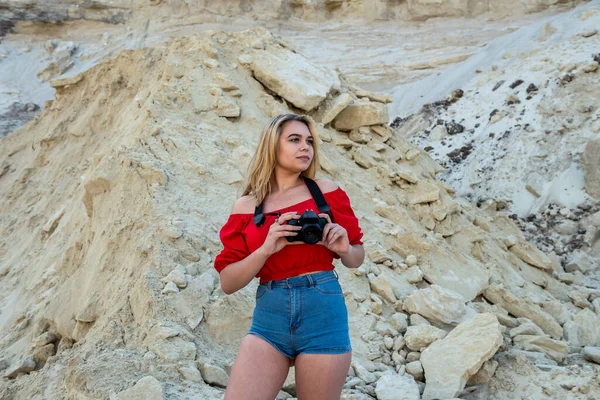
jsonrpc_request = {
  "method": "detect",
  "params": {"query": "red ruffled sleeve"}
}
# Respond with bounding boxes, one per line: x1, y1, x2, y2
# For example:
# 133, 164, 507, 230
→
329, 187, 364, 248
214, 215, 251, 273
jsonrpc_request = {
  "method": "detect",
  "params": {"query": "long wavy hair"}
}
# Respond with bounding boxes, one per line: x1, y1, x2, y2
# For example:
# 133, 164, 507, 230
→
242, 114, 321, 204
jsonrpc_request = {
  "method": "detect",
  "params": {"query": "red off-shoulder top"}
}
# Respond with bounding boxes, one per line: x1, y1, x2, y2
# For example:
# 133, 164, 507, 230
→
214, 187, 363, 282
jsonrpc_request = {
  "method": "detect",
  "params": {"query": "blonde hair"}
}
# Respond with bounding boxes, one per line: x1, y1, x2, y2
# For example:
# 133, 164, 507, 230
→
242, 114, 320, 204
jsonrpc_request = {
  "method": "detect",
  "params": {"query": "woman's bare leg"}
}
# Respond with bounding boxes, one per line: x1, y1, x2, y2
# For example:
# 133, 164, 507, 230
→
224, 335, 291, 400
294, 352, 352, 400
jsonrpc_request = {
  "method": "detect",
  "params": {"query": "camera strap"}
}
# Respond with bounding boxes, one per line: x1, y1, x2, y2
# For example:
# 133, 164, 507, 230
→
253, 177, 333, 227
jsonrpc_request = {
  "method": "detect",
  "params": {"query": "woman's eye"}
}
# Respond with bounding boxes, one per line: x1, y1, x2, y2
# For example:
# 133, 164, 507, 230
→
307, 140, 313, 145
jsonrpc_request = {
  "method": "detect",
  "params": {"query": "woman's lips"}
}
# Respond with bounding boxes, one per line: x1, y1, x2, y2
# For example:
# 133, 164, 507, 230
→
297, 156, 310, 161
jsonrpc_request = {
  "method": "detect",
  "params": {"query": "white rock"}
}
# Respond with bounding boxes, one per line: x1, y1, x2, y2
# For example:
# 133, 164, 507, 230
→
404, 325, 447, 351
583, 346, 600, 364
391, 313, 409, 333
405, 360, 424, 381
177, 364, 203, 382
403, 266, 423, 284
251, 48, 339, 111
161, 269, 187, 288
375, 373, 420, 400
420, 313, 503, 400
162, 282, 179, 294
405, 255, 418, 267
563, 308, 600, 346
198, 361, 229, 387
403, 285, 468, 326
512, 335, 568, 362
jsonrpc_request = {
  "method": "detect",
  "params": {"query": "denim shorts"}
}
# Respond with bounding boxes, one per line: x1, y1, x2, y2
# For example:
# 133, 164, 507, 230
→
248, 270, 352, 359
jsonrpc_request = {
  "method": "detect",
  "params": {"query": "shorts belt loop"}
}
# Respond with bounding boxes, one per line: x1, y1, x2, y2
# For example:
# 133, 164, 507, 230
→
307, 274, 314, 287
285, 278, 291, 289
333, 269, 339, 280
267, 281, 272, 290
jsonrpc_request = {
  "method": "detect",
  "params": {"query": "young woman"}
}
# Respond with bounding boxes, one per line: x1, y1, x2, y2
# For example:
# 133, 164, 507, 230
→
214, 113, 365, 400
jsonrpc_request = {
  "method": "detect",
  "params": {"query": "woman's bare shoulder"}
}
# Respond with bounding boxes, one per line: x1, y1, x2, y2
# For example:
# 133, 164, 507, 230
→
231, 195, 257, 214
314, 178, 339, 194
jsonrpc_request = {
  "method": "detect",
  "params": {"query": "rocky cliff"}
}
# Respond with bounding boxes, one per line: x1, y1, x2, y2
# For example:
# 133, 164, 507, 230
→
0, 20, 599, 399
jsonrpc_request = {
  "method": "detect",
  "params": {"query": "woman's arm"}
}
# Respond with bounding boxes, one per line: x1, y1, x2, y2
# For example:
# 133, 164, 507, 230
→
219, 247, 271, 295
337, 244, 365, 269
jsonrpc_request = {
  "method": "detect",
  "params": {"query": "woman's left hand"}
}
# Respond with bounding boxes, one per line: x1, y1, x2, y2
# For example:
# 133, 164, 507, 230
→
318, 213, 350, 255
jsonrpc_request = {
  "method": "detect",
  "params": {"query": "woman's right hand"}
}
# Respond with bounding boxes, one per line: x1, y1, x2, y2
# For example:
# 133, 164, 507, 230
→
259, 212, 301, 257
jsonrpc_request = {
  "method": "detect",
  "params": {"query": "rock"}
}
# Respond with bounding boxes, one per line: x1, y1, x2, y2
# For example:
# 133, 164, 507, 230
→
33, 343, 55, 365
580, 29, 598, 38
161, 269, 187, 288
355, 88, 392, 104
406, 361, 424, 381
250, 48, 339, 111
429, 124, 447, 141
162, 282, 179, 294
116, 376, 163, 400
509, 320, 545, 338
466, 360, 498, 385
403, 285, 469, 326
32, 332, 56, 348
404, 325, 447, 351
410, 314, 431, 326
483, 284, 563, 339
582, 347, 600, 364
582, 140, 600, 198
409, 187, 440, 204
375, 373, 420, 400
320, 93, 353, 125
177, 364, 203, 382
333, 101, 389, 131
509, 241, 552, 271
405, 255, 418, 267
420, 313, 503, 400
406, 352, 420, 362
4, 359, 36, 379
368, 246, 393, 264
582, 62, 599, 73
404, 266, 423, 284
563, 308, 600, 346
198, 361, 229, 387
391, 313, 409, 333
405, 148, 421, 161
512, 335, 568, 362
565, 250, 595, 274
353, 361, 376, 384
369, 273, 397, 303
541, 300, 570, 325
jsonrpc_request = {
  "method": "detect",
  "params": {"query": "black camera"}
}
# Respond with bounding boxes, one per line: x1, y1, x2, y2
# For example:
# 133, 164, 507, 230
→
285, 210, 329, 244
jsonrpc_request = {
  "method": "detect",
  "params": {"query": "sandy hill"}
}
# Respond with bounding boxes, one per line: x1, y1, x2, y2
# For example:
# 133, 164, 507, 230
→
0, 22, 599, 400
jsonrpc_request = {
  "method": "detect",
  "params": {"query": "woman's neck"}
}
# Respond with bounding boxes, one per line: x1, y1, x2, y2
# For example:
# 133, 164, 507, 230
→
271, 170, 303, 194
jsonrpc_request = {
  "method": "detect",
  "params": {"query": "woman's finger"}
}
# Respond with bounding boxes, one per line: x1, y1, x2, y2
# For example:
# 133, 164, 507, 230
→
278, 212, 300, 224
318, 213, 332, 223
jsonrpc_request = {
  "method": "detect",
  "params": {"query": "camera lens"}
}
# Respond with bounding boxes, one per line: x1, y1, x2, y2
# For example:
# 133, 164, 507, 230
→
303, 226, 321, 244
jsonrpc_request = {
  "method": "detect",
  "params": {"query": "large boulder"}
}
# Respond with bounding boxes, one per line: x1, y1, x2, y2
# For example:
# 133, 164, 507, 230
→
403, 285, 473, 326
333, 101, 388, 131
420, 313, 503, 400
250, 48, 340, 111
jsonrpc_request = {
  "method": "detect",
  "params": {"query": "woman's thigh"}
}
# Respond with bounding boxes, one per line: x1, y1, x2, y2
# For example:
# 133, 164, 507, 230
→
225, 335, 292, 400
294, 352, 352, 400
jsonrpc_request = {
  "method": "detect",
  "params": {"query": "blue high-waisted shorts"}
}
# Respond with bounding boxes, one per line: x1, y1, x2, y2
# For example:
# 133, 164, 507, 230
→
248, 270, 352, 359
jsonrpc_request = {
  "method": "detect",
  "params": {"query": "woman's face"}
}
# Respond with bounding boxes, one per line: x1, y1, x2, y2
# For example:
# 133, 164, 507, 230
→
276, 120, 314, 173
